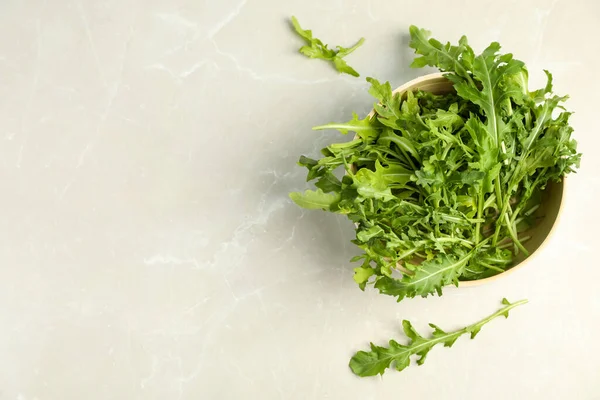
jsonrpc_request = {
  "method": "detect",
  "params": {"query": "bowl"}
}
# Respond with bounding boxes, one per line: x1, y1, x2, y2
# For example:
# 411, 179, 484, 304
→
362, 72, 565, 287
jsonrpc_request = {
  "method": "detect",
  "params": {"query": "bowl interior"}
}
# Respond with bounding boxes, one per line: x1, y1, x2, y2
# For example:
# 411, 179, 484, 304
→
370, 73, 565, 286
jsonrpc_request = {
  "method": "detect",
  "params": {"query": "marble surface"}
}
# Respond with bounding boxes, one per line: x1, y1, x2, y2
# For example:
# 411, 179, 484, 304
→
1, 0, 599, 399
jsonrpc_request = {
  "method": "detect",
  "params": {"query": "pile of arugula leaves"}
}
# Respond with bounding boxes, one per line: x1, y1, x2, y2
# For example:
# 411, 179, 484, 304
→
291, 26, 580, 301
290, 25, 580, 377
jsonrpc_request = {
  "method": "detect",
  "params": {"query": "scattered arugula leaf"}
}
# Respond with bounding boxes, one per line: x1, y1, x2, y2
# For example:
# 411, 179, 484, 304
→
290, 16, 365, 77
349, 298, 527, 376
289, 188, 340, 210
290, 26, 580, 301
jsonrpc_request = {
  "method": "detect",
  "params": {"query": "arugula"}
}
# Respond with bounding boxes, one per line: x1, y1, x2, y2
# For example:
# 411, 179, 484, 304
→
349, 298, 527, 376
290, 26, 580, 300
290, 16, 365, 77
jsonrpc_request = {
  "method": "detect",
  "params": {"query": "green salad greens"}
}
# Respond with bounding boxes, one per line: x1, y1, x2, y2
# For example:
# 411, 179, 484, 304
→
290, 16, 365, 77
349, 298, 527, 376
290, 26, 580, 301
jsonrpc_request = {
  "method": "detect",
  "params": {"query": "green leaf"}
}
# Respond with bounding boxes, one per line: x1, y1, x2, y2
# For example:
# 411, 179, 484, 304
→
353, 266, 375, 290
408, 25, 473, 79
521, 95, 567, 153
378, 129, 421, 163
336, 37, 366, 57
529, 70, 553, 102
290, 16, 364, 76
290, 16, 314, 43
289, 189, 340, 210
374, 253, 472, 301
367, 77, 392, 101
412, 157, 449, 190
298, 155, 318, 169
464, 116, 499, 189
313, 112, 381, 141
352, 161, 397, 201
357, 225, 384, 242
366, 77, 404, 128
379, 162, 413, 185
431, 108, 464, 131
333, 55, 360, 77
315, 171, 342, 192
447, 170, 485, 186
349, 298, 528, 376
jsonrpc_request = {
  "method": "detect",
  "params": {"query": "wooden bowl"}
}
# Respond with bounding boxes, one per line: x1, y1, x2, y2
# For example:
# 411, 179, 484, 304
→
366, 72, 565, 287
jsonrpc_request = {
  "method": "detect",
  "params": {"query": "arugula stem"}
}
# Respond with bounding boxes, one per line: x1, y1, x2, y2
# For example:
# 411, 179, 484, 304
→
510, 205, 524, 227
376, 148, 411, 167
397, 247, 420, 260
503, 213, 529, 256
437, 236, 474, 247
341, 37, 366, 56
477, 261, 505, 273
474, 190, 484, 244
494, 178, 503, 211
498, 235, 531, 249
492, 185, 515, 246
480, 256, 512, 265
509, 169, 546, 228
398, 147, 418, 171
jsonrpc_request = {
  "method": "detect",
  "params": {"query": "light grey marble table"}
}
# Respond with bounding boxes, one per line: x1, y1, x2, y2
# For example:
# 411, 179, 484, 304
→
1, 0, 599, 399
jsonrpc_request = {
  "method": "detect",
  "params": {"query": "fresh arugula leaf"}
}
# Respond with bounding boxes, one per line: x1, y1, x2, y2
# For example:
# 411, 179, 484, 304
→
313, 112, 381, 141
349, 298, 527, 376
333, 56, 360, 78
374, 252, 472, 301
352, 161, 397, 202
366, 77, 404, 129
357, 225, 385, 242
408, 26, 473, 80
290, 16, 364, 77
289, 189, 340, 210
353, 265, 376, 290
314, 171, 342, 193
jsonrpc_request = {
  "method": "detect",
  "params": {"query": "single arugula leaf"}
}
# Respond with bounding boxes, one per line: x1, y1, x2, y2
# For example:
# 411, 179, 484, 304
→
408, 26, 473, 79
336, 37, 366, 57
333, 55, 360, 77
357, 225, 385, 242
378, 128, 421, 163
313, 112, 381, 141
349, 298, 528, 376
352, 160, 398, 201
315, 171, 342, 192
379, 162, 413, 186
289, 189, 340, 210
366, 77, 404, 128
290, 15, 317, 44
447, 170, 485, 186
373, 252, 472, 301
520, 95, 567, 155
465, 116, 501, 193
431, 107, 464, 131
353, 266, 375, 290
297, 156, 324, 182
290, 16, 364, 77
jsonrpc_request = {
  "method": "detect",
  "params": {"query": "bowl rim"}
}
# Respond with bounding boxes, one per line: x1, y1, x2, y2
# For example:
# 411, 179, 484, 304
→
358, 72, 566, 287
